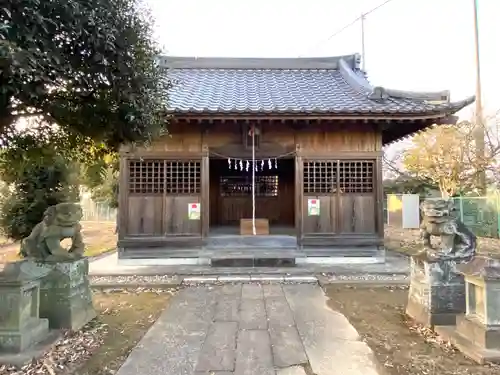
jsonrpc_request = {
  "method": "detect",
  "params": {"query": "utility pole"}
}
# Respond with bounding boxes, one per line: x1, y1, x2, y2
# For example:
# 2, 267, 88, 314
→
473, 0, 486, 194
361, 13, 366, 71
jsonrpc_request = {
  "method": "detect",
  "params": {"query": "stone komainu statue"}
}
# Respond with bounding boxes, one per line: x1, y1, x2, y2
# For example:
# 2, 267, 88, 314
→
19, 202, 85, 261
419, 199, 476, 260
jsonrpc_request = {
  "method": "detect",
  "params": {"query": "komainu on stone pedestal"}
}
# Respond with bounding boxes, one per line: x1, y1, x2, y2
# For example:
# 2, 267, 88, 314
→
17, 203, 96, 330
406, 199, 477, 327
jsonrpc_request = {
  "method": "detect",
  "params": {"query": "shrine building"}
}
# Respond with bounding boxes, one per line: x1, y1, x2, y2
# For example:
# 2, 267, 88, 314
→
116, 54, 474, 264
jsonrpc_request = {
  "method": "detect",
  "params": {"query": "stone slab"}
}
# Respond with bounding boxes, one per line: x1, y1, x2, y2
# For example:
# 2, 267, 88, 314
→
455, 314, 500, 349
435, 325, 500, 364
284, 284, 360, 341
262, 284, 284, 298
239, 299, 267, 330
235, 330, 274, 375
265, 297, 295, 327
284, 284, 381, 375
0, 330, 62, 367
90, 251, 408, 277
269, 325, 308, 368
116, 287, 215, 375
195, 322, 238, 372
160, 287, 218, 333
116, 283, 383, 375
305, 339, 380, 375
215, 296, 241, 322
276, 366, 307, 375
221, 284, 243, 296
241, 284, 263, 299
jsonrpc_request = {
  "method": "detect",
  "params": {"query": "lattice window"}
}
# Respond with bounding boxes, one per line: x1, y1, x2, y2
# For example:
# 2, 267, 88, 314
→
303, 161, 338, 194
220, 175, 278, 197
165, 161, 201, 194
303, 160, 374, 194
128, 160, 201, 195
339, 161, 374, 193
128, 160, 165, 194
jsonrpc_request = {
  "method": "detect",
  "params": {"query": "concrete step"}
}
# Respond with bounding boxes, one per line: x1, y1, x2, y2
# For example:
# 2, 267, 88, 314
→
209, 248, 301, 267
205, 235, 297, 249
300, 247, 380, 258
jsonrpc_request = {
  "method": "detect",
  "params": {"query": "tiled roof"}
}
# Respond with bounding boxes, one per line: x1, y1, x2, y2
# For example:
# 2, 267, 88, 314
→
160, 55, 474, 117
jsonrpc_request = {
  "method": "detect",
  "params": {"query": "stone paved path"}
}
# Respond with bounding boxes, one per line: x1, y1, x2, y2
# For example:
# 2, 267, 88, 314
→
116, 283, 381, 375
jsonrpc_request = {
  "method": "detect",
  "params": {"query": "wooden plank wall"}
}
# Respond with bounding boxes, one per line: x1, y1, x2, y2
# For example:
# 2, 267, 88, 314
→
119, 120, 383, 242
126, 192, 201, 236
338, 195, 375, 233
302, 196, 336, 234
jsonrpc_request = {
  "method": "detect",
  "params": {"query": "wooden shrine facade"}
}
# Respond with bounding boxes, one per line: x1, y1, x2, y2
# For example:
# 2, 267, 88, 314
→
116, 55, 474, 257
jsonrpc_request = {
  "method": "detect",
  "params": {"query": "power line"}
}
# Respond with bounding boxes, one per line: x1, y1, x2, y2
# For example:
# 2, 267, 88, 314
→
299, 0, 396, 57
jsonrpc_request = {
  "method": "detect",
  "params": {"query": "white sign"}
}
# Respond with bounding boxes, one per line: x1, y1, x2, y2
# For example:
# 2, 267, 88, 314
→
188, 203, 201, 220
307, 198, 320, 216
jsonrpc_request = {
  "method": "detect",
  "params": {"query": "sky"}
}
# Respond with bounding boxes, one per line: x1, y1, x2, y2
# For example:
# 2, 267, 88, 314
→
147, 0, 498, 117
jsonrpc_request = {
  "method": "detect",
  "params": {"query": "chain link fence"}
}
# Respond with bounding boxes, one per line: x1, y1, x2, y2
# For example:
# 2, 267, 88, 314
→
80, 199, 117, 222
449, 196, 500, 238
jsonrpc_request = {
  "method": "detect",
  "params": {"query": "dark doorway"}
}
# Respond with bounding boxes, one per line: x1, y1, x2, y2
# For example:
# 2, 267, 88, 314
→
209, 157, 295, 234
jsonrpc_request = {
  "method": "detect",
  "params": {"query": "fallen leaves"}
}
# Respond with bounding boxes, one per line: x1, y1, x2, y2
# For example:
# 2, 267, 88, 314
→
0, 321, 108, 375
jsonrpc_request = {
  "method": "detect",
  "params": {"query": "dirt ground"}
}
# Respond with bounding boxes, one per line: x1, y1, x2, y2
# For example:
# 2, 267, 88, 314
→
325, 286, 500, 375
74, 291, 171, 375
385, 225, 500, 259
0, 221, 116, 263
0, 290, 171, 375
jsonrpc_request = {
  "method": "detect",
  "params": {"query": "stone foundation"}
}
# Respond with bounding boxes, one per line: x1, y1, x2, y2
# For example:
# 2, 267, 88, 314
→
435, 256, 500, 364
0, 280, 49, 353
0, 261, 51, 356
39, 258, 96, 330
406, 256, 466, 327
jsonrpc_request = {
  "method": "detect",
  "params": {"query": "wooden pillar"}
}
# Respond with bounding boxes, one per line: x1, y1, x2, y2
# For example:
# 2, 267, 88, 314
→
295, 145, 303, 245
117, 154, 129, 241
375, 154, 384, 241
201, 145, 210, 238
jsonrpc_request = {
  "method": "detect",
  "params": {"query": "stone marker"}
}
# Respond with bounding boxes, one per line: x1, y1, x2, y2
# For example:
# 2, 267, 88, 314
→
0, 261, 64, 366
406, 199, 476, 327
18, 202, 96, 330
0, 261, 49, 353
435, 256, 500, 364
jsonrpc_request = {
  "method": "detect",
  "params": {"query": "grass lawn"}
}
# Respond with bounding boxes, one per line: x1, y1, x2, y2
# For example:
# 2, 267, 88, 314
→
0, 221, 117, 263
325, 286, 500, 375
385, 225, 500, 259
74, 291, 171, 375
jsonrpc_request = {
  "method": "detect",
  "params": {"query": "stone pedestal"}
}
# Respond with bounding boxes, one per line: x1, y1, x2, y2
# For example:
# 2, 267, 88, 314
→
435, 257, 500, 364
39, 258, 96, 330
0, 261, 50, 355
406, 255, 467, 327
